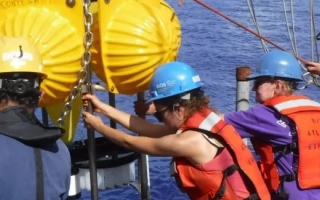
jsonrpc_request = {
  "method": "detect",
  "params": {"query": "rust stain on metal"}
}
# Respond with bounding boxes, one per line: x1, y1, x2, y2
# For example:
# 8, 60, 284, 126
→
236, 66, 252, 81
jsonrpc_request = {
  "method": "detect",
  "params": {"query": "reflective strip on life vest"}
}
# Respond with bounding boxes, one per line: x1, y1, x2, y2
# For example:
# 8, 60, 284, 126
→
199, 112, 221, 130
176, 112, 221, 134
274, 99, 320, 112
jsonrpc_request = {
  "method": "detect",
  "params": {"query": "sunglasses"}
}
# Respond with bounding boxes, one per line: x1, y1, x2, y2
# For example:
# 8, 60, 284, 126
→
153, 107, 169, 122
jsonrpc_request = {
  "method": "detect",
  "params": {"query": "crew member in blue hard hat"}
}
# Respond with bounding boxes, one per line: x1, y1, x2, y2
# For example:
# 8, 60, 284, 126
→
82, 61, 270, 200
135, 61, 320, 116
134, 51, 320, 200
222, 50, 320, 200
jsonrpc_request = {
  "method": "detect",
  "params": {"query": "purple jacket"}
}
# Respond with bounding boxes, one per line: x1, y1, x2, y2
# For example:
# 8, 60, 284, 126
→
225, 104, 320, 200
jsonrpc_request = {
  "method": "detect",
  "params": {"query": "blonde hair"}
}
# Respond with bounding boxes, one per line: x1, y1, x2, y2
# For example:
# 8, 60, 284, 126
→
274, 79, 297, 95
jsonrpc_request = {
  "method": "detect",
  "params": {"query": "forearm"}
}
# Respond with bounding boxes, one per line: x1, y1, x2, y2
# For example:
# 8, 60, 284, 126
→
96, 123, 131, 149
96, 124, 158, 155
100, 104, 173, 138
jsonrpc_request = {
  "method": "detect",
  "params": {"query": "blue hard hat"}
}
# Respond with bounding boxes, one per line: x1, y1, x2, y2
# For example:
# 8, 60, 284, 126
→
248, 50, 303, 81
146, 61, 204, 103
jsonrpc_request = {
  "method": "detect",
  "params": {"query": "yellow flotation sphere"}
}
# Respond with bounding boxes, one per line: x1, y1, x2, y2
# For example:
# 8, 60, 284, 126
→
91, 0, 181, 94
0, 2, 85, 107
45, 95, 83, 144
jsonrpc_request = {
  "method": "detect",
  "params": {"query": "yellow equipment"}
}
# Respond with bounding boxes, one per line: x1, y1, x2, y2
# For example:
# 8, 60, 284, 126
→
0, 0, 182, 144
0, 1, 85, 107
91, 0, 182, 94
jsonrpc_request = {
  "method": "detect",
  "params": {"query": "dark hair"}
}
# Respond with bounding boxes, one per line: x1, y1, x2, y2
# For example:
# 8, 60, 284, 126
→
153, 88, 217, 118
0, 90, 40, 108
0, 73, 41, 109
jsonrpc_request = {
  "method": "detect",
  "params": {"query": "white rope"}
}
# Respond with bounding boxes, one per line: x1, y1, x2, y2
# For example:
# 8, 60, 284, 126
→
282, 0, 298, 55
246, 0, 268, 52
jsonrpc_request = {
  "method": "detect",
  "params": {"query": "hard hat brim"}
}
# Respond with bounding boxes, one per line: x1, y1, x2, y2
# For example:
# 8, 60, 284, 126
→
145, 92, 179, 104
146, 84, 203, 103
145, 97, 157, 104
246, 73, 260, 80
246, 73, 304, 81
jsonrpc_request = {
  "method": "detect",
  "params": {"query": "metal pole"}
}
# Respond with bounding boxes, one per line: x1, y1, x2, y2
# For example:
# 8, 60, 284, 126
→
108, 93, 119, 160
85, 67, 99, 200
137, 92, 150, 200
108, 93, 117, 129
235, 66, 251, 145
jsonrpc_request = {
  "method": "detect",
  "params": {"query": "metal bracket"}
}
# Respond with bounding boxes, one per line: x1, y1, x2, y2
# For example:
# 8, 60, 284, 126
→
81, 84, 95, 94
81, 83, 108, 93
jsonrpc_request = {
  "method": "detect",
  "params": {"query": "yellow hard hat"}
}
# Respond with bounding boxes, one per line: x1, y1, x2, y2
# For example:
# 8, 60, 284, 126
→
0, 36, 47, 78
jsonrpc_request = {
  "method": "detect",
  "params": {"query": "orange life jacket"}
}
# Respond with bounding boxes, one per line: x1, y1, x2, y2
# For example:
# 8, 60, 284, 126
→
251, 95, 320, 194
171, 109, 270, 200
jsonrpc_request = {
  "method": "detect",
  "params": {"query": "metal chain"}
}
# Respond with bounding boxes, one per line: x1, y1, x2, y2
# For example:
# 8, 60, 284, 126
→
56, 0, 93, 127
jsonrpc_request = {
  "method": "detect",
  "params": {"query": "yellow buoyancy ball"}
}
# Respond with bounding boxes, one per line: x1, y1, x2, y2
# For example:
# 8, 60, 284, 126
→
91, 0, 182, 94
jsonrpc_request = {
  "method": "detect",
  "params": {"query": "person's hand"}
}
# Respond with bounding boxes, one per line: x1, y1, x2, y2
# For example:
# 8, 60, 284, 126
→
134, 101, 157, 116
82, 111, 104, 131
306, 62, 320, 76
82, 94, 105, 113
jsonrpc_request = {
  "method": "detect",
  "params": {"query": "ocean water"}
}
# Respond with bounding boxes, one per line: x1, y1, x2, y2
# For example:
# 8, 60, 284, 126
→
39, 0, 320, 199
